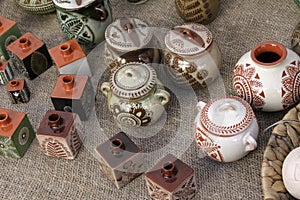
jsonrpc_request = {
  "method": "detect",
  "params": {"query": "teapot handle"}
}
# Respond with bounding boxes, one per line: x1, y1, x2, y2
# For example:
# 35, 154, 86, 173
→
155, 89, 170, 106
196, 101, 206, 112
100, 82, 110, 97
244, 135, 257, 152
95, 4, 108, 21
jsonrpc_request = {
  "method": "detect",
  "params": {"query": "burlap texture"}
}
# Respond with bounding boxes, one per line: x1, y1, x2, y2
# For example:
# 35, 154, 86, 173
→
0, 0, 299, 199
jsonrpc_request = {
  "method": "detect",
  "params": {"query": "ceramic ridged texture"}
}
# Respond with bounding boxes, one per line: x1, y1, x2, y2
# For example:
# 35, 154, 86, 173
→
16, 0, 55, 14
0, 0, 300, 199
261, 104, 300, 200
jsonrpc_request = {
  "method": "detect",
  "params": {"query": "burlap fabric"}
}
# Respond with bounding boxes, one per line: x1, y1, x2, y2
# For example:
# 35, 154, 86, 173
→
0, 0, 299, 199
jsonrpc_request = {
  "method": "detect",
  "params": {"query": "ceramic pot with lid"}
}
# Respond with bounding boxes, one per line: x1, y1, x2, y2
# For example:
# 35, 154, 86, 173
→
53, 0, 112, 46
104, 17, 161, 72
233, 41, 300, 112
194, 96, 259, 162
164, 23, 222, 87
100, 62, 170, 127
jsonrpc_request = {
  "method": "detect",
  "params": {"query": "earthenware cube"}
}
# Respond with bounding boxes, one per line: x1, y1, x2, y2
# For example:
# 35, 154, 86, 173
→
6, 32, 53, 80
0, 61, 14, 85
145, 154, 197, 200
49, 39, 92, 76
0, 108, 35, 158
36, 110, 82, 159
6, 79, 30, 104
0, 16, 21, 62
50, 74, 94, 121
95, 132, 144, 189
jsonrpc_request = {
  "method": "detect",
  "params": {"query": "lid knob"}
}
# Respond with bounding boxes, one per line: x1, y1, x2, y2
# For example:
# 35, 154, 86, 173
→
19, 37, 31, 49
0, 112, 11, 127
110, 138, 125, 155
62, 75, 75, 91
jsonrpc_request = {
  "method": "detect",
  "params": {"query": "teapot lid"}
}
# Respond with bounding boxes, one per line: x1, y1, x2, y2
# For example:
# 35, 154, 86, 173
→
110, 62, 157, 99
165, 23, 213, 56
200, 96, 254, 136
105, 18, 153, 52
53, 0, 96, 10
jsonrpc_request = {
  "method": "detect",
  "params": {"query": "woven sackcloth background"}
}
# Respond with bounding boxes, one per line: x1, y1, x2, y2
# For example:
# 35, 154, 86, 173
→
0, 0, 300, 199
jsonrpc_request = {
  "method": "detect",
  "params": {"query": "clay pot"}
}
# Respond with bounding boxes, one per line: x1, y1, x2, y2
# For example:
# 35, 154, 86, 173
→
233, 41, 300, 112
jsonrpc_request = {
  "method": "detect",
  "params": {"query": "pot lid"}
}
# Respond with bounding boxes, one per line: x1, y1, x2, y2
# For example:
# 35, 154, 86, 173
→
165, 23, 213, 56
110, 62, 157, 99
200, 96, 254, 136
105, 18, 153, 52
53, 0, 95, 10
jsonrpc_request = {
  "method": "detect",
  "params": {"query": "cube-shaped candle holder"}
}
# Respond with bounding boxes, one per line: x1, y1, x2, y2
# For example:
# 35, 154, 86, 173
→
6, 79, 30, 104
36, 110, 82, 159
95, 132, 144, 189
0, 108, 35, 158
49, 39, 92, 76
0, 60, 14, 85
145, 154, 197, 200
0, 16, 21, 62
50, 74, 94, 121
6, 32, 53, 80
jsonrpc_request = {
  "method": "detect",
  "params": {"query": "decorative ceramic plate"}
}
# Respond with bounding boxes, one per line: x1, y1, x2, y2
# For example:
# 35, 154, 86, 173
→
261, 104, 300, 200
16, 0, 55, 14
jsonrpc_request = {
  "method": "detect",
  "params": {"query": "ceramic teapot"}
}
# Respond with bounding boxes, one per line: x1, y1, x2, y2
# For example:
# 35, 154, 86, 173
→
100, 62, 170, 127
194, 96, 259, 162
233, 41, 300, 112
164, 23, 222, 87
104, 17, 161, 72
53, 0, 112, 46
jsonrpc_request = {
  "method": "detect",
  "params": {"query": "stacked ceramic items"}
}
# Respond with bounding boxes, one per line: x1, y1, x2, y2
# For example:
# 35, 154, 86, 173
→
16, 0, 55, 14
104, 17, 161, 71
53, 0, 113, 46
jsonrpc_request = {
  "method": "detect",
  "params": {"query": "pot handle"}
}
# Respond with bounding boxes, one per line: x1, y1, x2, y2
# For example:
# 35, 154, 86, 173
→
95, 4, 108, 21
244, 135, 257, 152
155, 89, 170, 106
196, 101, 206, 112
100, 82, 110, 97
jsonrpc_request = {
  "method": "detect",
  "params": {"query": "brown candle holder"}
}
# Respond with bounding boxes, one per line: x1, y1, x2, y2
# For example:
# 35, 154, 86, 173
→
0, 16, 21, 62
0, 108, 35, 158
36, 110, 83, 159
50, 74, 94, 121
145, 154, 197, 200
95, 132, 144, 189
49, 39, 92, 76
6, 32, 53, 80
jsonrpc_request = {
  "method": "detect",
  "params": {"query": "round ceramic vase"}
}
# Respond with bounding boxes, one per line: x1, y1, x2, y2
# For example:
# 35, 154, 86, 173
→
194, 96, 259, 163
16, 0, 55, 14
100, 62, 170, 127
53, 0, 112, 46
164, 23, 222, 87
233, 41, 300, 112
175, 0, 221, 24
104, 17, 161, 71
292, 22, 300, 56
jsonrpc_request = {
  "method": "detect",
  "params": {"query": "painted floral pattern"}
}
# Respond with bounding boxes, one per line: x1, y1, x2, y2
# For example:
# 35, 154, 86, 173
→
281, 60, 300, 109
0, 137, 20, 158
233, 64, 266, 109
195, 127, 224, 162
111, 103, 151, 127
146, 179, 171, 200
173, 175, 197, 200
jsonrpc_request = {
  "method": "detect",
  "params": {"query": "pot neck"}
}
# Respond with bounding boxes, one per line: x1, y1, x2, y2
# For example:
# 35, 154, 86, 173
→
250, 41, 287, 67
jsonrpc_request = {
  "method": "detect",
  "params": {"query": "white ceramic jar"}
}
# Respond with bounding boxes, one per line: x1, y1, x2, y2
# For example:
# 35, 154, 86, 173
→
104, 17, 161, 71
233, 41, 300, 112
194, 96, 259, 162
164, 23, 222, 87
100, 62, 170, 127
